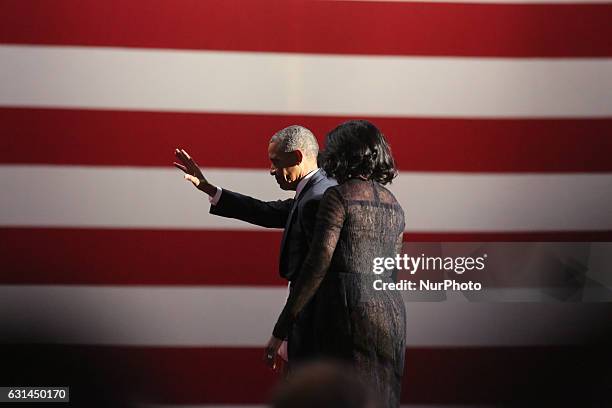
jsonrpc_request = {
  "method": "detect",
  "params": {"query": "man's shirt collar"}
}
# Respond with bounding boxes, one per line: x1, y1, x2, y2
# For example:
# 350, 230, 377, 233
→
295, 168, 318, 200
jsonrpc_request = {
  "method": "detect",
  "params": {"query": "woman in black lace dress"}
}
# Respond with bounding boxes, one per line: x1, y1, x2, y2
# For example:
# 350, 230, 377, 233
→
265, 120, 407, 407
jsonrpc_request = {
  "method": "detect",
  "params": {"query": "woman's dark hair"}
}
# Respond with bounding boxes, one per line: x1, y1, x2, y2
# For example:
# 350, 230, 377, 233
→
320, 120, 397, 185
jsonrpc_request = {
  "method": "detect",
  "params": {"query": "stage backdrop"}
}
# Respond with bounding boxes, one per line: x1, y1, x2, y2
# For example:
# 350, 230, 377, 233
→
1, 0, 611, 406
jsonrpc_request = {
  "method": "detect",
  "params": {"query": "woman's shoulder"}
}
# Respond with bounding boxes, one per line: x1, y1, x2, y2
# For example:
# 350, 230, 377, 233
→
330, 179, 363, 198
376, 182, 401, 204
332, 179, 400, 205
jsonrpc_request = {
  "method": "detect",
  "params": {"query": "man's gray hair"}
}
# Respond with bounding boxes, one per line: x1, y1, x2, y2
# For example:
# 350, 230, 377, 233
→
270, 125, 319, 160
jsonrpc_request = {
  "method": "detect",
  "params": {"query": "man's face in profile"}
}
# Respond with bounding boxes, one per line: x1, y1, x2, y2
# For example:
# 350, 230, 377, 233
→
268, 141, 302, 191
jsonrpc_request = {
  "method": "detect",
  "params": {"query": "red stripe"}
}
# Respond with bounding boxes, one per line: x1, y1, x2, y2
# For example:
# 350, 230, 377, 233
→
1, 344, 610, 404
1, 228, 610, 286
0, 228, 285, 286
2, 108, 611, 172
1, 0, 610, 57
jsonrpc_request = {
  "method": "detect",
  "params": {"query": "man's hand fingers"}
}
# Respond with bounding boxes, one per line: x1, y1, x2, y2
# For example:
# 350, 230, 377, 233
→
264, 348, 276, 369
184, 174, 200, 186
174, 149, 188, 167
183, 150, 201, 172
278, 340, 288, 362
181, 149, 199, 169
176, 148, 201, 174
173, 162, 188, 173
175, 148, 198, 174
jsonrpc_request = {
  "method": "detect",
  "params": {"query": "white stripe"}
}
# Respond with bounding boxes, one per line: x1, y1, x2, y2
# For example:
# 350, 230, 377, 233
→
1, 45, 610, 118
1, 165, 611, 231
1, 285, 609, 346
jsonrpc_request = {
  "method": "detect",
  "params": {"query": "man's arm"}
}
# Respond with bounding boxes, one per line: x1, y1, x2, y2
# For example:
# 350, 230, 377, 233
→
174, 148, 292, 228
210, 188, 293, 228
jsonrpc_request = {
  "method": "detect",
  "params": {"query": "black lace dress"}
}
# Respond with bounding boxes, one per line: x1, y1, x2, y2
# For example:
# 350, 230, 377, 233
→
273, 178, 407, 407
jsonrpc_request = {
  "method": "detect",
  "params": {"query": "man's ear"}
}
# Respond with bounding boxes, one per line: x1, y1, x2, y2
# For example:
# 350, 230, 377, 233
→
293, 150, 303, 165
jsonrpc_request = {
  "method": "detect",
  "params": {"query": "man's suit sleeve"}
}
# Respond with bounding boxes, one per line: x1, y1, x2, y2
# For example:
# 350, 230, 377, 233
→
209, 188, 293, 228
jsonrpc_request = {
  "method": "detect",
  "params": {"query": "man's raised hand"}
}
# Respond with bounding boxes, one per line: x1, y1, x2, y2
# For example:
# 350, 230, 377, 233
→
173, 148, 216, 196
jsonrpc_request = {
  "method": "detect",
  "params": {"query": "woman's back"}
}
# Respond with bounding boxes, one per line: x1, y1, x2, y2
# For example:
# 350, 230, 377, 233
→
328, 178, 405, 280
312, 178, 406, 407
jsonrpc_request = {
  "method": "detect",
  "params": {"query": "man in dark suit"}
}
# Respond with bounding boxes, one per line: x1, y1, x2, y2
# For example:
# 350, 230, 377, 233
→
173, 125, 337, 370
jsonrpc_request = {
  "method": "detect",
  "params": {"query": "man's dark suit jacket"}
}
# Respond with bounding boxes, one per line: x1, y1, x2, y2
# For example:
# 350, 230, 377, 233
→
209, 169, 337, 362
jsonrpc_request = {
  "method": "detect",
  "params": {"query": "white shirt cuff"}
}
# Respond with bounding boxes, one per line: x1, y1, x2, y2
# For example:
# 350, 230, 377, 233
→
208, 186, 222, 205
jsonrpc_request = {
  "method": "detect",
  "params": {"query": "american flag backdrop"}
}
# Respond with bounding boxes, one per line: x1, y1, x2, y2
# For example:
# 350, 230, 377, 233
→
1, 0, 612, 406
